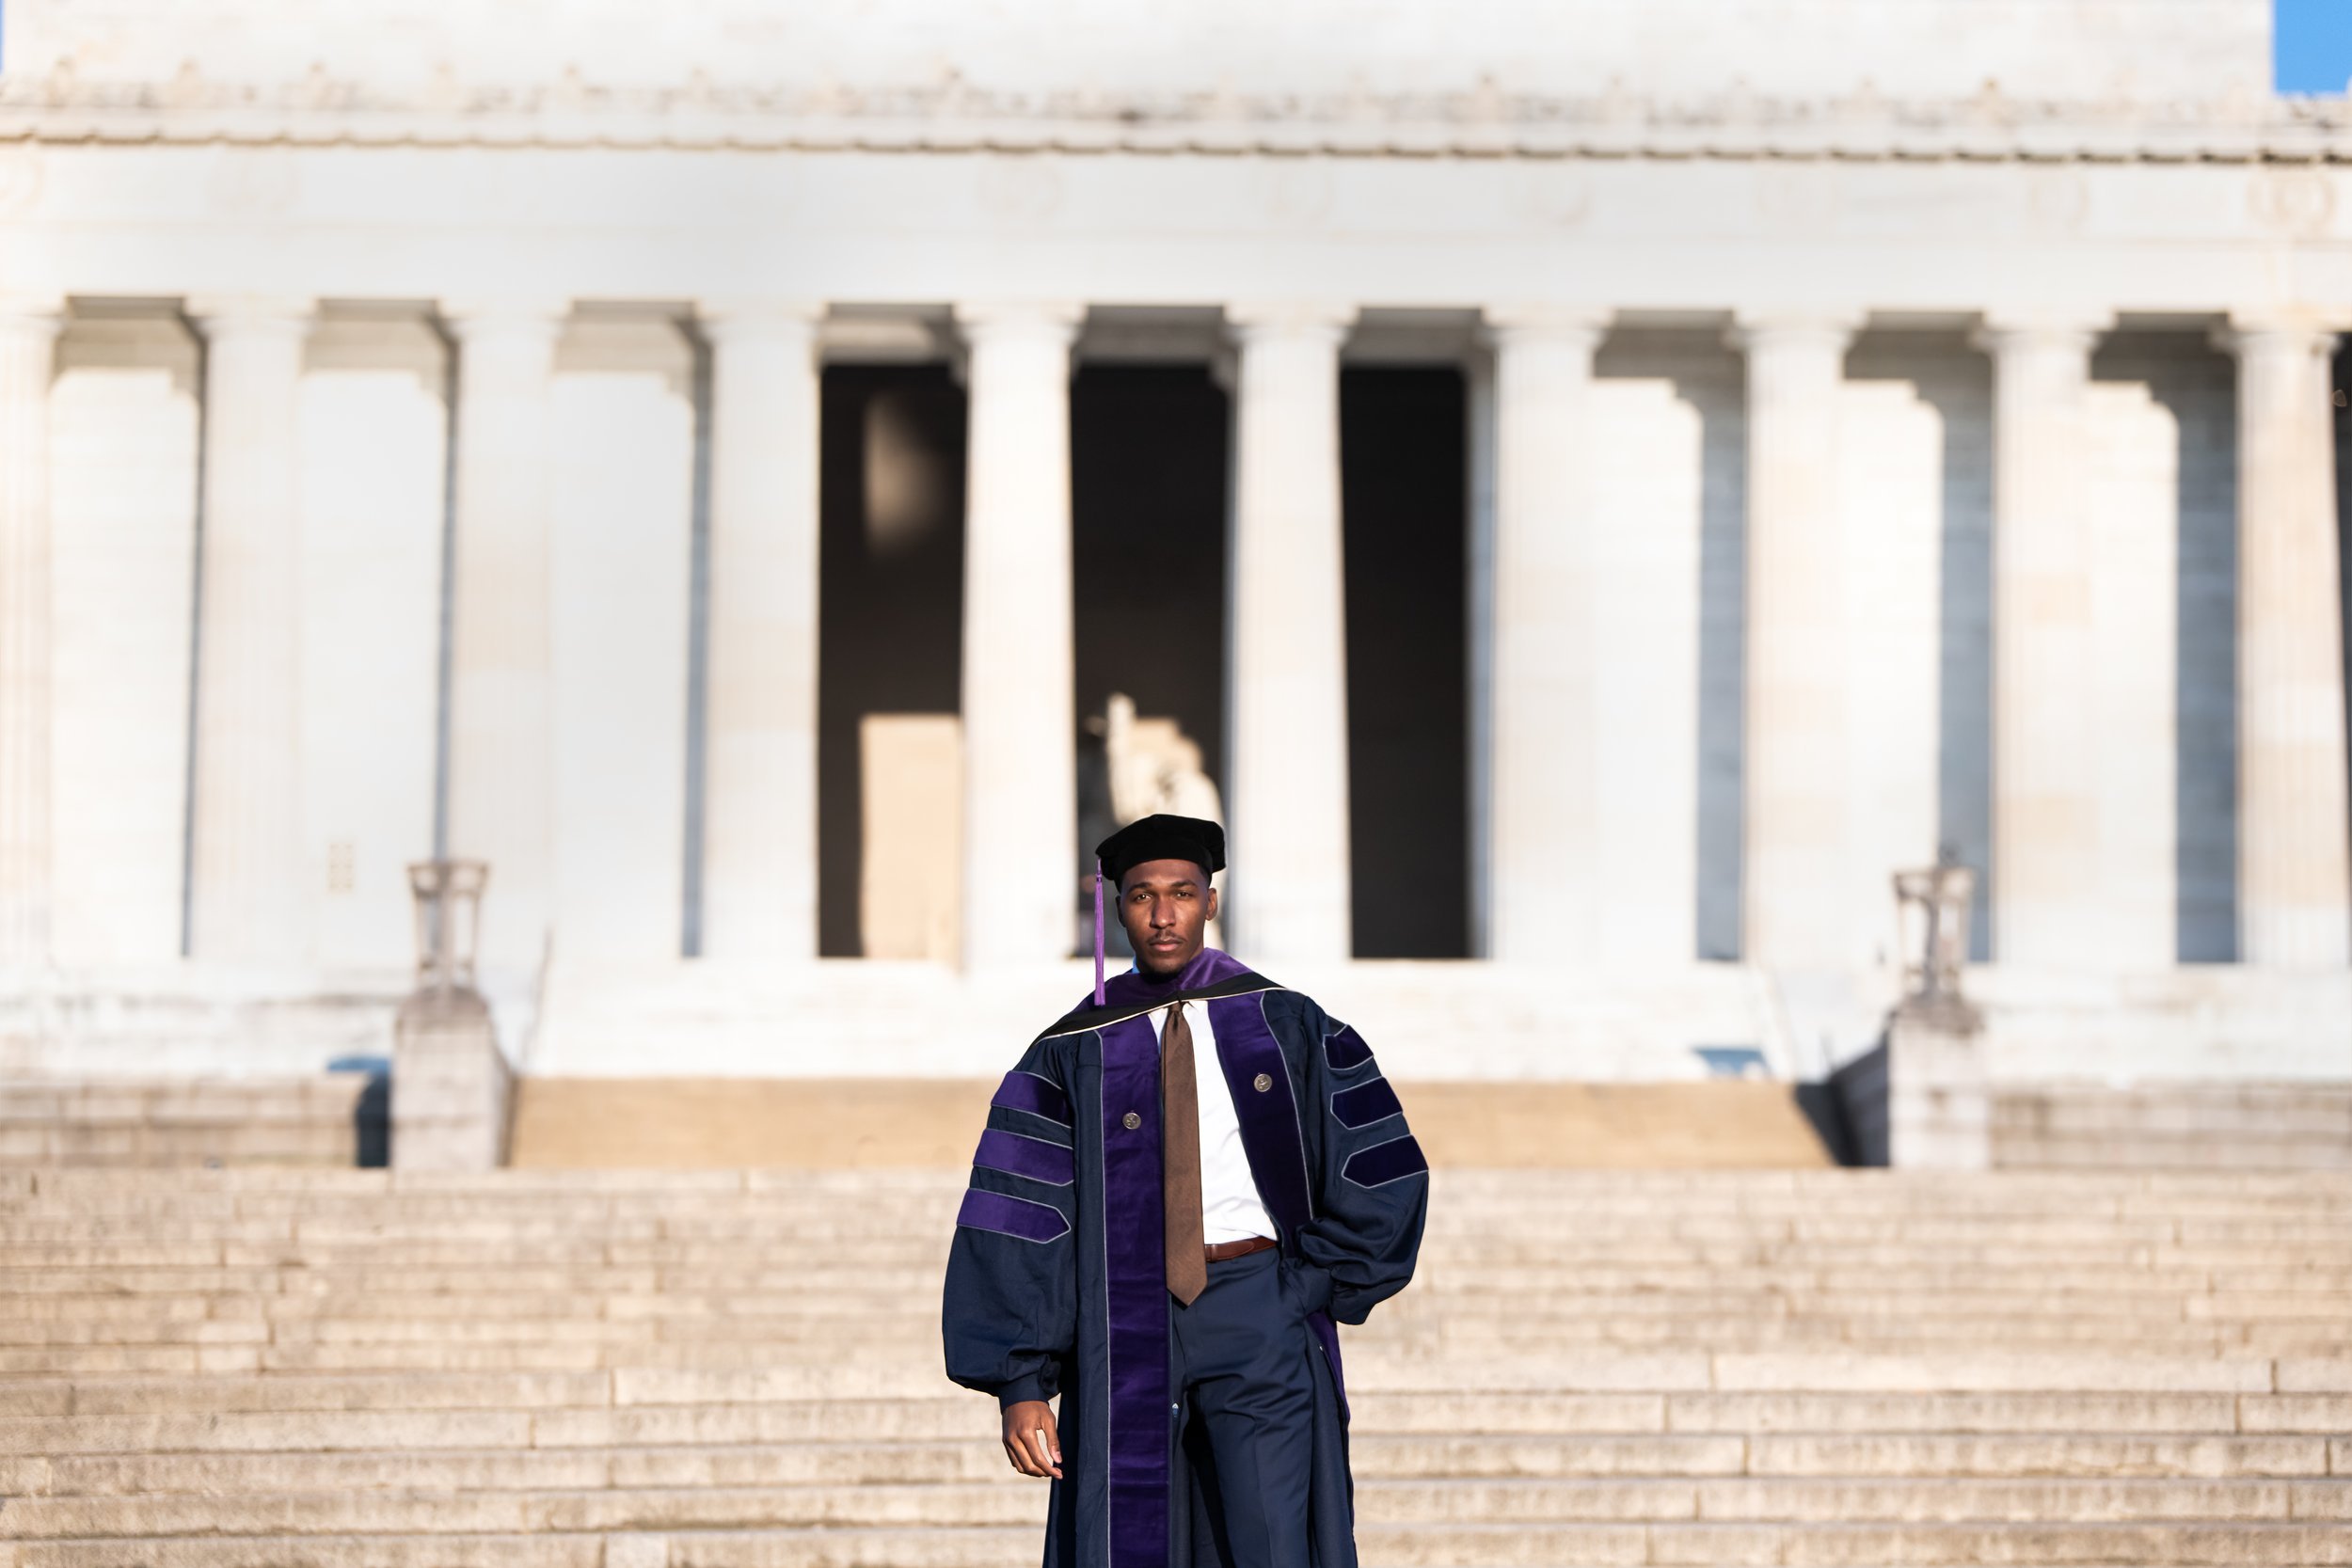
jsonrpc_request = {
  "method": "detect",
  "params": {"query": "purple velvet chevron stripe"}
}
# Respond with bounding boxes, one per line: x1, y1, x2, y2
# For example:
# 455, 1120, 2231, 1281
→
990, 1069, 1072, 1127
954, 1188, 1071, 1244
1207, 994, 1313, 1236
1323, 1023, 1374, 1071
972, 1129, 1074, 1187
1343, 1133, 1429, 1189
1331, 1076, 1404, 1130
1097, 1012, 1168, 1568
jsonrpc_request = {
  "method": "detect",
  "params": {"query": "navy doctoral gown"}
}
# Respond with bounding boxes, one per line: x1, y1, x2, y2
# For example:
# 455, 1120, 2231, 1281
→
941, 948, 1429, 1568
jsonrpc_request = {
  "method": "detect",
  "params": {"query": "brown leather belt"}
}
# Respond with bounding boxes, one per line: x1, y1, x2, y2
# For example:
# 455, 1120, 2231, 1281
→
1203, 1236, 1279, 1264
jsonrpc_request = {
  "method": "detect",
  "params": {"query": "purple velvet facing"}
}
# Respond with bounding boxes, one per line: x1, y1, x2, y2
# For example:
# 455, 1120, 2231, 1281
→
1330, 1076, 1404, 1130
954, 1187, 1071, 1244
1098, 1012, 1169, 1568
1323, 1022, 1374, 1071
1206, 994, 1314, 1236
990, 1069, 1072, 1128
1092, 857, 1106, 1006
972, 1128, 1074, 1187
1208, 992, 1351, 1418
1343, 1133, 1429, 1189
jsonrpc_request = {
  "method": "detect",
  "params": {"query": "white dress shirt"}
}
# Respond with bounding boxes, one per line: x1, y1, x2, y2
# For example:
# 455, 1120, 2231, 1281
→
1164, 1000, 1278, 1244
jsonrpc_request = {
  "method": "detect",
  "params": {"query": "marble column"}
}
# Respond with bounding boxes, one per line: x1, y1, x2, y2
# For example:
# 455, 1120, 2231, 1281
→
2222, 317, 2352, 966
697, 302, 823, 962
1975, 315, 2107, 965
443, 301, 565, 974
0, 297, 64, 968
1229, 304, 1355, 965
185, 296, 315, 963
1730, 314, 1858, 969
1464, 348, 1498, 959
1484, 309, 1611, 963
957, 303, 1082, 967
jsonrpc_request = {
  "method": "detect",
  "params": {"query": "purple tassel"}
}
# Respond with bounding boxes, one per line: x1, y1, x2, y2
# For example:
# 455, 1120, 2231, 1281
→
1092, 856, 1107, 1006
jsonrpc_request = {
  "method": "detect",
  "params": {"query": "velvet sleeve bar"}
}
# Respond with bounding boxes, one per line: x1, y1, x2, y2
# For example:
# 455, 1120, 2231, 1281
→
942, 1035, 1081, 1409
1277, 993, 1429, 1327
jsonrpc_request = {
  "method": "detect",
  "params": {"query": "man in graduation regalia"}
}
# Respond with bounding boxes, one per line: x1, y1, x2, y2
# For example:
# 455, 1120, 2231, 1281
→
942, 813, 1429, 1568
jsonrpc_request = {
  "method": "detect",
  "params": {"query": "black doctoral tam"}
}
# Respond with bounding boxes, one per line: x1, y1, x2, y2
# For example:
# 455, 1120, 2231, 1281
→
1096, 814, 1226, 886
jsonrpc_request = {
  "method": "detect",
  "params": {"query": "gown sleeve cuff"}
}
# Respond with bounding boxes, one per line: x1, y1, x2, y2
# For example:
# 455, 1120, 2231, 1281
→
997, 1370, 1056, 1410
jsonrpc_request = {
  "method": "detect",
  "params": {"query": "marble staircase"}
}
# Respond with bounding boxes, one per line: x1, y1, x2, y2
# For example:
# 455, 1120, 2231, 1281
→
0, 1079, 379, 1170
1, 1167, 2347, 1566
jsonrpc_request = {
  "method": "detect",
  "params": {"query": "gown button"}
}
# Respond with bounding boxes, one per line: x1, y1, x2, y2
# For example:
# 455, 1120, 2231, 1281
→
1253, 1073, 1274, 1092
1122, 1111, 1141, 1131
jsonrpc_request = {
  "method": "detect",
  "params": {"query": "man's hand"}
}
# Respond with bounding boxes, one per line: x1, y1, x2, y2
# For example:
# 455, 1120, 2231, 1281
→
1001, 1399, 1062, 1479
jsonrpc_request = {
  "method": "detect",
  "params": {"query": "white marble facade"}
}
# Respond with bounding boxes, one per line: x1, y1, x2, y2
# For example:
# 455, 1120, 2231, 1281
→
0, 0, 2349, 1085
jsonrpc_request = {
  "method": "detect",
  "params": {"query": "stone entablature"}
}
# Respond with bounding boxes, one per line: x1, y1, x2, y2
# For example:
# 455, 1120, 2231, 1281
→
0, 0, 2279, 103
4, 74, 2349, 163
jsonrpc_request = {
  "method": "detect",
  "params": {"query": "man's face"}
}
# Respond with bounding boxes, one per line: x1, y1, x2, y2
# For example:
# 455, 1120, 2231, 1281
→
1117, 858, 1219, 977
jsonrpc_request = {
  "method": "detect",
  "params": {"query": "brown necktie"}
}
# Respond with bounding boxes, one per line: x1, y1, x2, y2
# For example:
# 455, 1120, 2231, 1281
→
1161, 1002, 1208, 1306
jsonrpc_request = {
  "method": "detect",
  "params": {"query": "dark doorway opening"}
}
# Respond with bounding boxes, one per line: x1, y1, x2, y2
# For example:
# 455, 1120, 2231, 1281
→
1340, 366, 1470, 958
1071, 364, 1231, 957
816, 365, 968, 958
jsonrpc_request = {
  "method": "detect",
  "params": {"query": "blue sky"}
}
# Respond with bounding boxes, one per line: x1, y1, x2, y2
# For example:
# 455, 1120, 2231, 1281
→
2277, 0, 2352, 92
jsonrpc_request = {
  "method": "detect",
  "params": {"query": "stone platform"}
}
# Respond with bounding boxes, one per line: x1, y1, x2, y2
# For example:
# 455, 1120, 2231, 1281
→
0, 1166, 2346, 1566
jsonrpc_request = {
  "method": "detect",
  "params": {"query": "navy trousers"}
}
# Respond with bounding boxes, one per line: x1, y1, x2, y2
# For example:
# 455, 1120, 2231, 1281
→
1169, 1247, 1319, 1568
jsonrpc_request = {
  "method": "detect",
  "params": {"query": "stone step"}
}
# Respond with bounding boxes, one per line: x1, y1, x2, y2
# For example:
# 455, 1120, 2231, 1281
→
28, 1222, 2347, 1251
15, 1331, 2352, 1381
7, 1433, 2338, 1497
12, 1265, 2352, 1305
11, 1210, 2344, 1244
7, 1188, 2339, 1220
16, 1522, 2352, 1568
8, 1389, 2341, 1458
1994, 1085, 2352, 1134
13, 1164, 2346, 1194
12, 1342, 2336, 1381
8, 1169, 2351, 1567
4, 1194, 2329, 1226
7, 1245, 2344, 1280
27, 1281, 2349, 1318
0, 1370, 619, 1416
16, 1302, 2345, 1344
10, 1172, 2345, 1199
0, 1078, 374, 1170
14, 1328, 2350, 1370
10, 1476, 2352, 1536
21, 1190, 2350, 1225
8, 1256, 2344, 1285
2001, 1138, 2352, 1172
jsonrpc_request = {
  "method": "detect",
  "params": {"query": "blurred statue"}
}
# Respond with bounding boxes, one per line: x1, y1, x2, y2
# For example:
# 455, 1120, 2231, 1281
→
1103, 692, 1223, 825
1892, 849, 1979, 1032
1099, 693, 1224, 947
